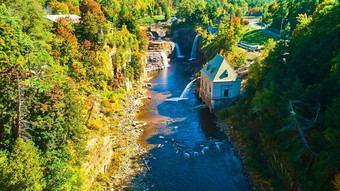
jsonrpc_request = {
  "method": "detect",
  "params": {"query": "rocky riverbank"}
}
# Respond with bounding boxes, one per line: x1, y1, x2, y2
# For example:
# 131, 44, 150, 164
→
106, 85, 151, 190
216, 121, 257, 190
81, 82, 154, 191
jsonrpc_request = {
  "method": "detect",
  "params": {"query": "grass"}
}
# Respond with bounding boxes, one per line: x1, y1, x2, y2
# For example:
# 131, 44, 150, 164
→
138, 15, 165, 25
241, 26, 279, 45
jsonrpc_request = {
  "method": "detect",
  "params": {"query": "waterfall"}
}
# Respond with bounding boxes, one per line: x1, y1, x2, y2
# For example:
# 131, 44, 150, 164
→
180, 78, 198, 98
189, 35, 199, 61
160, 51, 170, 67
166, 77, 200, 101
175, 43, 184, 58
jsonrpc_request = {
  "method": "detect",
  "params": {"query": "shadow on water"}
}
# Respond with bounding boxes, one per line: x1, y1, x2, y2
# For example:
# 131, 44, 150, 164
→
133, 61, 249, 191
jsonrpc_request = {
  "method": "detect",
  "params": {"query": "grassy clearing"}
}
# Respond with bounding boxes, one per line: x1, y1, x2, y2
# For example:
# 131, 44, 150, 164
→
138, 15, 165, 25
242, 26, 279, 45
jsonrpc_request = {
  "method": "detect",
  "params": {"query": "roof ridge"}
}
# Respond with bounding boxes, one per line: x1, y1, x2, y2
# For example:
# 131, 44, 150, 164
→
200, 54, 240, 82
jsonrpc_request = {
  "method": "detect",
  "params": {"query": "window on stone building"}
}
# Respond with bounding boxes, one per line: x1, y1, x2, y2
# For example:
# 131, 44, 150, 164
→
224, 89, 229, 97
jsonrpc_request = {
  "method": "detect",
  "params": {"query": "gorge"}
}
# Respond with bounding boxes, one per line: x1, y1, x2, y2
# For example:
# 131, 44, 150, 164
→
137, 55, 249, 190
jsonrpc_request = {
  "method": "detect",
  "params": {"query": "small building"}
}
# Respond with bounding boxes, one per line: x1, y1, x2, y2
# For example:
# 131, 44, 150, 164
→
199, 54, 242, 112
46, 14, 81, 23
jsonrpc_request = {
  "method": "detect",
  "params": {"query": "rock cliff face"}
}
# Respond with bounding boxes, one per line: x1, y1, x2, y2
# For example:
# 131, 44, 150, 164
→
148, 41, 175, 56
146, 52, 165, 72
146, 41, 175, 72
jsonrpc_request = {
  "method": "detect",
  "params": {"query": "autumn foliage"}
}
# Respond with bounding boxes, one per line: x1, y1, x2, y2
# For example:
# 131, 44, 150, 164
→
79, 0, 106, 24
243, 19, 250, 25
50, 2, 69, 14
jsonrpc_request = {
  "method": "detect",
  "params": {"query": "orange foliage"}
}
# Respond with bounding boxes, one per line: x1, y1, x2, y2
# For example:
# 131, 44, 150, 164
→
231, 16, 241, 24
79, 0, 106, 24
334, 174, 340, 191
243, 19, 250, 25
50, 2, 69, 14
67, 3, 80, 15
249, 6, 263, 15
52, 18, 82, 69
81, 40, 92, 51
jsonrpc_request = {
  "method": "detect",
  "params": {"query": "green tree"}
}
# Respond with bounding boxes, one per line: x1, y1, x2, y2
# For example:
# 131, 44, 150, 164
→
50, 1, 69, 14
6, 0, 52, 36
6, 138, 46, 191
227, 1, 340, 190
165, 6, 171, 21
202, 16, 244, 61
118, 13, 138, 34
0, 18, 23, 146
0, 150, 9, 188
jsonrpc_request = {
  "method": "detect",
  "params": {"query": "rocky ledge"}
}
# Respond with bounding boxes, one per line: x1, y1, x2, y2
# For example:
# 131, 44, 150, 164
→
146, 52, 165, 72
146, 41, 175, 73
148, 41, 175, 56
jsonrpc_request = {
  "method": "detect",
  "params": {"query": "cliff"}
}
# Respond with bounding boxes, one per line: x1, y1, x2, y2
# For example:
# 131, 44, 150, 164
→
146, 41, 175, 72
146, 52, 165, 72
148, 41, 175, 56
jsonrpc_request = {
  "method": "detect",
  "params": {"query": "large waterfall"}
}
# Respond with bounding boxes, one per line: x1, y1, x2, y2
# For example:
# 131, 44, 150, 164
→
189, 35, 199, 61
160, 51, 170, 67
175, 43, 184, 58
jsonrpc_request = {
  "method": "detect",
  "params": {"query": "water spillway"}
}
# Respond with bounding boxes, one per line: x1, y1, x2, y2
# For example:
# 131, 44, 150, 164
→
180, 78, 199, 98
137, 60, 249, 190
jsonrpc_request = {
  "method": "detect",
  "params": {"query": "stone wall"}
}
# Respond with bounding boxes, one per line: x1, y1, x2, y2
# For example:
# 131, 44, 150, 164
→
211, 98, 238, 113
199, 74, 213, 112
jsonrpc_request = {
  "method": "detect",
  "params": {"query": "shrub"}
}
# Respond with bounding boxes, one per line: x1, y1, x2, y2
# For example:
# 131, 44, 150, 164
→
132, 163, 139, 169
243, 19, 250, 25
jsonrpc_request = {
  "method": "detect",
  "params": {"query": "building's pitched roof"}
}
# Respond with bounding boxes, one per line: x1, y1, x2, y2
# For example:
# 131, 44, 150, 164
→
201, 54, 241, 82
46, 14, 81, 23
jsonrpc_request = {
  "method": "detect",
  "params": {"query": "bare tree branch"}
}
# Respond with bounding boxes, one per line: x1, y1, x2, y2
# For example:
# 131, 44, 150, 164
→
289, 100, 317, 156
16, 72, 21, 138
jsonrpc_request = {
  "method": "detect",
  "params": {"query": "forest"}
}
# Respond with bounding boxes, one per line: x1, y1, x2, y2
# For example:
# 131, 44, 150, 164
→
0, 0, 152, 189
224, 1, 340, 190
172, 0, 340, 190
0, 0, 339, 190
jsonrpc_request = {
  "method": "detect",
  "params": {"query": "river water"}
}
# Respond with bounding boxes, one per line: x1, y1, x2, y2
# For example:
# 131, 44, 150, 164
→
137, 60, 249, 191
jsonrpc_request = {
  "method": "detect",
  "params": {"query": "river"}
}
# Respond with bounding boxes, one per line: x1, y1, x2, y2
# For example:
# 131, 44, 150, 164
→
137, 60, 249, 191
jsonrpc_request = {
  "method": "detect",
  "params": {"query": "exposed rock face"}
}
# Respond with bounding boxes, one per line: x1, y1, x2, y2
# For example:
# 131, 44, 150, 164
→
146, 52, 165, 72
146, 41, 174, 72
148, 41, 175, 56
172, 28, 196, 56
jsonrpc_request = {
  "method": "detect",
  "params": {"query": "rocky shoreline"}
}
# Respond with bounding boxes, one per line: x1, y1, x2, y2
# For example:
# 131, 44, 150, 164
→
99, 83, 150, 191
216, 121, 257, 191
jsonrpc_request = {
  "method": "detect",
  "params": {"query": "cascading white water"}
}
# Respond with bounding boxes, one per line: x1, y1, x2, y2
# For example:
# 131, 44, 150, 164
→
175, 43, 184, 58
166, 77, 200, 101
160, 51, 170, 67
180, 78, 198, 98
189, 35, 199, 61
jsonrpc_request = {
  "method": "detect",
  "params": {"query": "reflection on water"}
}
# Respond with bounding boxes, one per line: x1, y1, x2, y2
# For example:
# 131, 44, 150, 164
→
137, 61, 249, 191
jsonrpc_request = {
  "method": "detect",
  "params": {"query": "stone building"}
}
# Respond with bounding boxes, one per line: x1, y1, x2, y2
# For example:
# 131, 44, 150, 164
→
199, 55, 242, 112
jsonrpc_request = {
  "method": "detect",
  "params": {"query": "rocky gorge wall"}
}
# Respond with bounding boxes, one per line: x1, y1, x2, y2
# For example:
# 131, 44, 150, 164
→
146, 41, 175, 72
